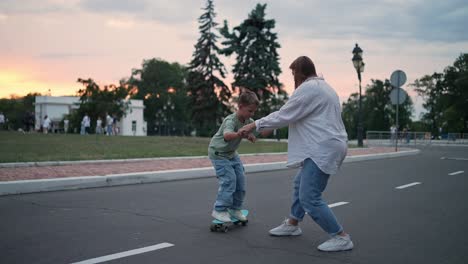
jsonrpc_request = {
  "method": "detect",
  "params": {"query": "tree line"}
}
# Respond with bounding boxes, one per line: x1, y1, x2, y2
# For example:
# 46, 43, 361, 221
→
73, 1, 288, 137
341, 53, 467, 139
1, 1, 466, 139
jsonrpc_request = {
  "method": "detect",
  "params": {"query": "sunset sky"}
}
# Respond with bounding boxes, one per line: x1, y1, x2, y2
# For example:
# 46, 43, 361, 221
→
1, 0, 467, 119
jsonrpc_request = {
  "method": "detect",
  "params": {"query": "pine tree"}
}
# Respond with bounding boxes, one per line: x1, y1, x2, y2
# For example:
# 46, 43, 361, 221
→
220, 3, 287, 117
188, 0, 230, 136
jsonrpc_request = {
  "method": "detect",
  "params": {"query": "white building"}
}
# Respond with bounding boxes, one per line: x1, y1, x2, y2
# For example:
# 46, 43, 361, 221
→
35, 96, 147, 136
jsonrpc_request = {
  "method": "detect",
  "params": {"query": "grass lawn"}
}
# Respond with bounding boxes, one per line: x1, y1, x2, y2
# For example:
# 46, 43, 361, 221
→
0, 131, 288, 163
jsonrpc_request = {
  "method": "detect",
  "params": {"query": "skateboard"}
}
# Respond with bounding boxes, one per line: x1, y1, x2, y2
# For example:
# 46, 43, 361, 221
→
210, 209, 249, 233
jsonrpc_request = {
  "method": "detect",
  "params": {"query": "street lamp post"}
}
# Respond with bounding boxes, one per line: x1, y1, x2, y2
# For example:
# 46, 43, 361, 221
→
352, 43, 365, 147
155, 97, 175, 136
163, 98, 175, 136
155, 109, 165, 136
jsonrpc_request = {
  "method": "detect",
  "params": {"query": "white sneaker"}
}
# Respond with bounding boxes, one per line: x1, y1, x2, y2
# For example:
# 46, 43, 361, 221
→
317, 234, 354, 252
269, 219, 302, 236
228, 209, 247, 221
212, 210, 232, 222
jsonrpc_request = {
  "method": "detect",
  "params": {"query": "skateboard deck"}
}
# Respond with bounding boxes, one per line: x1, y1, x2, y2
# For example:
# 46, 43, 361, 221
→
210, 209, 249, 232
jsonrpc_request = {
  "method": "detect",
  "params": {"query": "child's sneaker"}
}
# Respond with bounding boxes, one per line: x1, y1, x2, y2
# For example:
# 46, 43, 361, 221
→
269, 219, 302, 236
317, 234, 354, 252
228, 209, 247, 221
211, 210, 232, 222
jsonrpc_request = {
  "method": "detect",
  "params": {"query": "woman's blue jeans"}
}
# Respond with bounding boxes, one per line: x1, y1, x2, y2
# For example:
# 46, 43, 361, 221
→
211, 155, 245, 211
289, 158, 343, 236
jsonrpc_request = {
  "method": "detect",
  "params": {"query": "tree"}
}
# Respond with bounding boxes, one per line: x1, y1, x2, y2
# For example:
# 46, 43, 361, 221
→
71, 78, 130, 133
187, 0, 231, 136
342, 93, 359, 140
364, 79, 413, 131
0, 93, 40, 130
220, 3, 287, 117
442, 54, 468, 133
362, 80, 392, 131
412, 73, 444, 135
412, 53, 468, 134
342, 79, 413, 139
129, 58, 189, 135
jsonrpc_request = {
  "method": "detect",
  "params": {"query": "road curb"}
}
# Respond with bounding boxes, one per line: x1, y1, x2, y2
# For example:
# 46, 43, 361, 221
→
0, 149, 420, 196
0, 153, 287, 168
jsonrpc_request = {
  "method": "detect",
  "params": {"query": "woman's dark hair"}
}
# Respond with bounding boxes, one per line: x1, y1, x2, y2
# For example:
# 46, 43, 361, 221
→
238, 88, 259, 106
289, 56, 317, 88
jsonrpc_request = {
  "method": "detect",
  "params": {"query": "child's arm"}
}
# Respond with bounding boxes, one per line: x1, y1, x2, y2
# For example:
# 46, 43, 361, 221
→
223, 131, 243, 141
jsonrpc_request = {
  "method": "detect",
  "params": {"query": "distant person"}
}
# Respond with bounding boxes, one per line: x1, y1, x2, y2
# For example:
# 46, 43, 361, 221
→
402, 128, 407, 143
0, 112, 5, 130
240, 56, 353, 252
63, 118, 69, 134
106, 113, 113, 136
209, 89, 272, 223
82, 113, 91, 135
406, 127, 411, 144
390, 125, 396, 143
28, 112, 35, 133
112, 114, 118, 136
42, 115, 51, 134
96, 117, 103, 134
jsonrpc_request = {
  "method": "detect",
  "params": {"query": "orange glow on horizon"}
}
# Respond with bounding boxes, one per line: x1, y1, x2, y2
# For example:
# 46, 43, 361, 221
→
0, 70, 82, 99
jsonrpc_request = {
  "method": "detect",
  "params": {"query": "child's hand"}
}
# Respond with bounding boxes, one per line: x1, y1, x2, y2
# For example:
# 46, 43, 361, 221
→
247, 133, 256, 143
238, 130, 249, 138
239, 122, 255, 135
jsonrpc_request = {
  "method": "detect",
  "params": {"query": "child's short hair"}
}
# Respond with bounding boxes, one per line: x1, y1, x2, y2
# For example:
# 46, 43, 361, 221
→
238, 88, 260, 106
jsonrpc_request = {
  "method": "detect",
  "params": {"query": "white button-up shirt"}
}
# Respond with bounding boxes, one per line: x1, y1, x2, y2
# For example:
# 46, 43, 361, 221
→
255, 77, 348, 175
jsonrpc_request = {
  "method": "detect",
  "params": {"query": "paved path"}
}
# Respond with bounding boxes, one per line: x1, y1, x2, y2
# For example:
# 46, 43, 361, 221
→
0, 147, 404, 181
1, 146, 466, 264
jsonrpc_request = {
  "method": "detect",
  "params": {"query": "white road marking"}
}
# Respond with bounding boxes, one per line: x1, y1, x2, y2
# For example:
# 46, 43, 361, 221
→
449, 171, 464, 175
441, 157, 468, 161
395, 182, 421, 189
328, 202, 349, 208
71, 242, 174, 264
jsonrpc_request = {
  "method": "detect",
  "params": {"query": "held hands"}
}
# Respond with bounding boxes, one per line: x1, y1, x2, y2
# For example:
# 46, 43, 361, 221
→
246, 133, 256, 143
236, 130, 257, 142
237, 122, 257, 143
238, 122, 256, 136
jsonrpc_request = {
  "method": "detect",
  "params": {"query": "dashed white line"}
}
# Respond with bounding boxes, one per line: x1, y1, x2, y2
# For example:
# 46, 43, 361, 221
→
71, 242, 174, 264
449, 171, 464, 175
328, 202, 349, 208
441, 157, 468, 161
395, 182, 422, 190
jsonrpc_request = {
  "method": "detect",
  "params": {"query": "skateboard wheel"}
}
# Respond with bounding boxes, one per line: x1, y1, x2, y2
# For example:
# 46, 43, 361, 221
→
241, 221, 247, 226
210, 225, 216, 232
223, 226, 228, 232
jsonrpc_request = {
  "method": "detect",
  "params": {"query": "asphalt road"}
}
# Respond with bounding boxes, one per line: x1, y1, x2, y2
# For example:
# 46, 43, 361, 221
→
1, 146, 467, 264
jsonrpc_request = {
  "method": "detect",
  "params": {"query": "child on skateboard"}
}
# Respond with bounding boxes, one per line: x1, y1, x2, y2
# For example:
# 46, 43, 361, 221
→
209, 89, 271, 223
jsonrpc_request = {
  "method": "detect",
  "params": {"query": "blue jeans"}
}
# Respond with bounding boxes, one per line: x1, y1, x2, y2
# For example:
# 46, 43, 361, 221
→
289, 158, 343, 236
107, 125, 113, 135
211, 155, 245, 212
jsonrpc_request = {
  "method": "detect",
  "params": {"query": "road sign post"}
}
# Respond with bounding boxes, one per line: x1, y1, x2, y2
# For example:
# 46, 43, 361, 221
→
390, 70, 407, 152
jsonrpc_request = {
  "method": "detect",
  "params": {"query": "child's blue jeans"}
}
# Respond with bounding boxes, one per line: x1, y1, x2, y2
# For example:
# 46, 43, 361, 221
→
211, 155, 245, 212
289, 158, 343, 236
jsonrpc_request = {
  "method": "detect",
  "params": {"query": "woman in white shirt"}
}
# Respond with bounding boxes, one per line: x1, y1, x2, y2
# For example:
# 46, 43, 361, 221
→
240, 56, 353, 252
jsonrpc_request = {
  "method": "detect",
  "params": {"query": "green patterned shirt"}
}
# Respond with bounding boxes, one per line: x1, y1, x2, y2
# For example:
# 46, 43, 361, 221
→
208, 113, 257, 160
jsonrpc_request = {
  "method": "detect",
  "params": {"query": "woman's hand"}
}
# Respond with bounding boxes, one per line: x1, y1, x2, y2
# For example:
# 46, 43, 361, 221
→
239, 122, 256, 135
